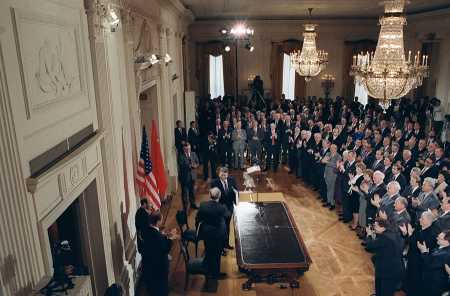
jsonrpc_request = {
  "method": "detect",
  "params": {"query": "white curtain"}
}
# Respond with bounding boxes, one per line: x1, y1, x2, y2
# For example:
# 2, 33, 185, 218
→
209, 55, 225, 99
355, 80, 368, 106
282, 53, 296, 100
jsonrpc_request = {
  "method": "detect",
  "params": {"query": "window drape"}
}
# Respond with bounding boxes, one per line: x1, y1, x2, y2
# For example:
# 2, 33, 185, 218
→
282, 53, 296, 100
270, 40, 305, 103
196, 41, 235, 100
209, 55, 225, 99
342, 40, 376, 101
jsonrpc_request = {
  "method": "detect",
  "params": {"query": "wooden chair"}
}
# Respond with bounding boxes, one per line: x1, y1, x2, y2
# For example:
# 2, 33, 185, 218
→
175, 210, 202, 256
179, 241, 207, 291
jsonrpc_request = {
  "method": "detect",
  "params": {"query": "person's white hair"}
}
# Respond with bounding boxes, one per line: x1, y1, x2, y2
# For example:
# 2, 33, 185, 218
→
210, 187, 222, 200
374, 170, 385, 181
387, 181, 401, 193
421, 210, 434, 223
424, 177, 437, 188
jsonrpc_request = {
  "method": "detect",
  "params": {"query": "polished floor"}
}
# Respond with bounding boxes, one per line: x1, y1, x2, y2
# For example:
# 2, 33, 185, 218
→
138, 167, 404, 295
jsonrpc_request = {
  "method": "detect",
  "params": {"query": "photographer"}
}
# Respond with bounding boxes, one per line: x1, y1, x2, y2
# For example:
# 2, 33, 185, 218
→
366, 218, 404, 296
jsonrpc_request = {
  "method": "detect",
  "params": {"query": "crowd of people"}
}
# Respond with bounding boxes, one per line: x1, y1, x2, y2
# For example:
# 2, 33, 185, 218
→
138, 92, 450, 296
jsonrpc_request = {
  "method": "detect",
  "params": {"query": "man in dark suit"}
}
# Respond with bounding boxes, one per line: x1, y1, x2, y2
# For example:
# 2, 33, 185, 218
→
264, 123, 281, 172
420, 157, 439, 181
434, 147, 448, 171
417, 230, 450, 296
178, 143, 199, 210
203, 132, 218, 181
210, 167, 238, 251
365, 219, 404, 296
362, 142, 375, 168
135, 198, 150, 254
174, 120, 187, 155
432, 197, 450, 235
218, 120, 233, 167
142, 211, 178, 296
402, 149, 415, 180
188, 121, 200, 158
389, 164, 407, 191
371, 149, 385, 172
196, 187, 231, 279
366, 171, 387, 224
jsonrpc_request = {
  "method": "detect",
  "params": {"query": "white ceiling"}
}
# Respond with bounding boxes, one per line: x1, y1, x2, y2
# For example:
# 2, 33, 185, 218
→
181, 0, 450, 20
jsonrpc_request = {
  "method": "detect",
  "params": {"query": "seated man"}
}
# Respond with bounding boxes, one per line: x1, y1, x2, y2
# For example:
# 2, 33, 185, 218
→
196, 187, 231, 279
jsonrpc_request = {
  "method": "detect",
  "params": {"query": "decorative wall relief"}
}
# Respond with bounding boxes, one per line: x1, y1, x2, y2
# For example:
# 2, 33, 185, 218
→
12, 8, 84, 112
35, 37, 76, 97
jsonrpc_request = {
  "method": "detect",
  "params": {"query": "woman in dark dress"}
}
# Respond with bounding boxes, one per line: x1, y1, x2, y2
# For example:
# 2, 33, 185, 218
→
348, 162, 366, 230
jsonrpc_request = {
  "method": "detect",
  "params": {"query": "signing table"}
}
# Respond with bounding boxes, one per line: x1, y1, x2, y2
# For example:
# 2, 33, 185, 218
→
234, 201, 312, 290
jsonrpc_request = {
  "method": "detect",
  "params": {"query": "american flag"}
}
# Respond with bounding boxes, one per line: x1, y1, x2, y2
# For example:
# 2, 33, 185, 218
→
136, 126, 161, 209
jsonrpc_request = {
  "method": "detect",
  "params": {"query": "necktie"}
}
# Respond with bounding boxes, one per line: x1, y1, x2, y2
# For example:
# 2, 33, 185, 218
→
224, 181, 228, 193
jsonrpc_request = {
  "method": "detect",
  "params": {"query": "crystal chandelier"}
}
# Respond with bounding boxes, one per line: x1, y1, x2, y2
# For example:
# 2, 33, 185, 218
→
290, 8, 328, 82
350, 0, 429, 109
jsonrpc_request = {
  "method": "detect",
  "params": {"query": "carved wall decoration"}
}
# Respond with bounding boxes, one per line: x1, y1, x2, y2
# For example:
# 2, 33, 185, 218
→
12, 8, 85, 112
35, 37, 76, 97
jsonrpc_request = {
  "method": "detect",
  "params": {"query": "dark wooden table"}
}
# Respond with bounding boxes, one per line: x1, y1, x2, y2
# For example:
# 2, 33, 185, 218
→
234, 201, 312, 290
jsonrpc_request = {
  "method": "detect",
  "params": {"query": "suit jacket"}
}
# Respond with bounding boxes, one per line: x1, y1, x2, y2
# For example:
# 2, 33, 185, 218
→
402, 158, 415, 179
196, 200, 230, 241
379, 193, 400, 220
415, 191, 440, 218
371, 159, 384, 172
174, 127, 187, 152
421, 165, 439, 181
211, 177, 238, 209
421, 245, 450, 295
392, 209, 411, 228
366, 230, 404, 279
390, 173, 407, 191
177, 152, 199, 185
362, 151, 375, 168
218, 127, 233, 150
432, 212, 450, 234
366, 183, 387, 220
142, 226, 172, 278
188, 127, 200, 150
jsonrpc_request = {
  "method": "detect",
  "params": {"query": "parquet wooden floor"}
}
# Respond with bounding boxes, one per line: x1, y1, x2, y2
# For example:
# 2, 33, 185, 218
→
137, 167, 406, 296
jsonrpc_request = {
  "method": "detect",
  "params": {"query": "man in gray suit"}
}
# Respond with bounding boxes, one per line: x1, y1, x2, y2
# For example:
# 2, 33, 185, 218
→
232, 121, 247, 169
178, 143, 199, 210
412, 177, 440, 219
373, 181, 401, 221
322, 144, 341, 210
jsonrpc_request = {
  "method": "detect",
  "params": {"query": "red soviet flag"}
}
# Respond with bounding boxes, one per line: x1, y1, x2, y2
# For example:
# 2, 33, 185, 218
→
150, 119, 168, 199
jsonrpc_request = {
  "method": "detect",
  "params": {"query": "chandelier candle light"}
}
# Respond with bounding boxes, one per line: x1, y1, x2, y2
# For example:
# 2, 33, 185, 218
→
291, 8, 328, 82
350, 0, 429, 109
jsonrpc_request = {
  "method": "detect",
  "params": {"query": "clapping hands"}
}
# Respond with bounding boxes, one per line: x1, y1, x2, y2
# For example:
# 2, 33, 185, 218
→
399, 223, 414, 237
417, 241, 429, 254
371, 194, 381, 208
378, 210, 388, 220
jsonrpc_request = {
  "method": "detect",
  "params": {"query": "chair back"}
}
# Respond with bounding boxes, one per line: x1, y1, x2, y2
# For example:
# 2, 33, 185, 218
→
179, 240, 190, 268
176, 210, 189, 230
